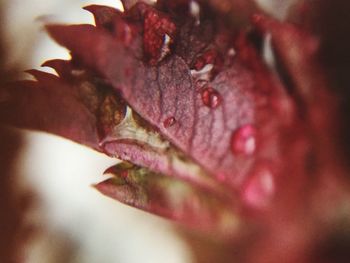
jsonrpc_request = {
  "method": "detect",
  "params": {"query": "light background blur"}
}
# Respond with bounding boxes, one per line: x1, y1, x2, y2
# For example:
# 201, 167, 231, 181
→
4, 1, 193, 262
2, 0, 296, 262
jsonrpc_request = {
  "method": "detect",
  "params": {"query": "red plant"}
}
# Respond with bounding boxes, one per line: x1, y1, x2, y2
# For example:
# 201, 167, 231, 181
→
1, 0, 350, 262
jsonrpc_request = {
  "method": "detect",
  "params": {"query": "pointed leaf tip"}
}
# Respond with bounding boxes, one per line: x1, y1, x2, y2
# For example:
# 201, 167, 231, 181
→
96, 163, 239, 235
41, 59, 71, 77
83, 5, 122, 28
25, 69, 58, 82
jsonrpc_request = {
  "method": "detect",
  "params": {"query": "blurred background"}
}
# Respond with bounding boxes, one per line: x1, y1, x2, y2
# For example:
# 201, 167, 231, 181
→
2, 1, 193, 262
0, 0, 296, 262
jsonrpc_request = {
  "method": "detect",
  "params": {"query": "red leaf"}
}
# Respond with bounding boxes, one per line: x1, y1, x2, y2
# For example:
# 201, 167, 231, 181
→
46, 5, 288, 190
0, 60, 127, 150
3, 1, 350, 262
0, 73, 100, 148
96, 162, 238, 235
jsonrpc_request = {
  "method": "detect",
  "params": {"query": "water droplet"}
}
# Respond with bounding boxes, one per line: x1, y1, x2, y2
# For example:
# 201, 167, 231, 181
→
201, 87, 221, 108
228, 48, 236, 57
163, 117, 176, 128
231, 125, 256, 156
242, 165, 274, 209
193, 50, 217, 71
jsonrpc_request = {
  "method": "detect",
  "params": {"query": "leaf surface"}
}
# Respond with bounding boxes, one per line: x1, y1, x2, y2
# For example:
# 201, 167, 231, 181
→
46, 4, 288, 188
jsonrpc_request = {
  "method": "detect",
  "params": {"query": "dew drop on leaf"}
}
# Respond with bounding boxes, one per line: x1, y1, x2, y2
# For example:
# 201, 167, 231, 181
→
163, 116, 176, 128
231, 124, 256, 156
201, 87, 221, 108
242, 165, 275, 209
227, 48, 236, 57
194, 50, 217, 71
